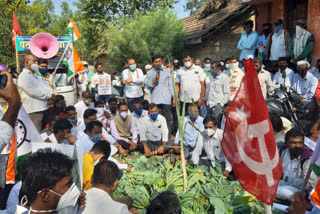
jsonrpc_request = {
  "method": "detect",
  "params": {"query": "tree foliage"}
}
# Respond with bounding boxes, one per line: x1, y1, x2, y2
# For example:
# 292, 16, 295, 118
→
107, 9, 186, 73
184, 0, 206, 15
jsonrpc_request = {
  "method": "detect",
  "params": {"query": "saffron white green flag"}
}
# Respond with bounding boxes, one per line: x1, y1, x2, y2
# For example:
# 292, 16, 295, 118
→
65, 18, 81, 41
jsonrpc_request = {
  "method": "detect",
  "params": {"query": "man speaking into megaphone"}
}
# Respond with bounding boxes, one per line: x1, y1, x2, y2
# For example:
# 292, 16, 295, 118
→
17, 54, 56, 132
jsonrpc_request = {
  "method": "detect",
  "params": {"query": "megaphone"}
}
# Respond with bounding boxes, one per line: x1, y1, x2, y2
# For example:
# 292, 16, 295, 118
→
29, 33, 59, 59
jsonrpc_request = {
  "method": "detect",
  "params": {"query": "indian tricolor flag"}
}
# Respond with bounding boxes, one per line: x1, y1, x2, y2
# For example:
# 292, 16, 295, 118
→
65, 18, 81, 41
61, 42, 84, 80
310, 136, 320, 208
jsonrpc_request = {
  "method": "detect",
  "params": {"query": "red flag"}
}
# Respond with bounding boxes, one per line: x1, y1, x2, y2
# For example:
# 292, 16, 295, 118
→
221, 58, 282, 205
12, 11, 22, 48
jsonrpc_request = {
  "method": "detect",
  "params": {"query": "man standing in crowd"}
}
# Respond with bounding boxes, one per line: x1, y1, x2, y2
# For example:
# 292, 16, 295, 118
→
267, 19, 291, 63
121, 58, 144, 112
203, 57, 212, 77
206, 63, 230, 118
292, 61, 318, 102
228, 57, 244, 100
74, 91, 94, 124
289, 19, 314, 64
110, 102, 138, 152
237, 21, 259, 63
147, 55, 175, 136
91, 63, 112, 106
277, 128, 317, 201
140, 104, 169, 157
174, 105, 204, 159
18, 55, 56, 131
175, 54, 206, 112
254, 58, 274, 99
272, 57, 294, 93
192, 117, 232, 177
256, 23, 272, 59
144, 64, 152, 103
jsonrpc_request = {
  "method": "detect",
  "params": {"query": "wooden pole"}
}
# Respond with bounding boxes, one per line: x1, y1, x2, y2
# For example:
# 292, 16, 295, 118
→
15, 33, 20, 73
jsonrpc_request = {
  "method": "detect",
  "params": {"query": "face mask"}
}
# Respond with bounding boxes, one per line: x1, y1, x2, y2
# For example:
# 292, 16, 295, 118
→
32, 183, 80, 212
150, 112, 159, 120
184, 61, 193, 69
297, 68, 305, 75
274, 24, 283, 33
68, 118, 77, 123
230, 62, 239, 70
120, 112, 128, 119
205, 129, 216, 137
91, 133, 102, 143
263, 29, 270, 35
95, 108, 105, 122
84, 68, 89, 73
204, 63, 211, 70
190, 113, 198, 121
129, 64, 136, 71
245, 29, 251, 34
225, 64, 231, 69
279, 65, 287, 71
211, 70, 221, 78
30, 64, 39, 72
135, 109, 143, 116
60, 102, 66, 110
296, 25, 304, 35
39, 68, 48, 75
83, 98, 91, 105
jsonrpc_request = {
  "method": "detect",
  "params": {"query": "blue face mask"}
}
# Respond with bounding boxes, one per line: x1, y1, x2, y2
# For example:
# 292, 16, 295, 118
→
211, 70, 221, 78
150, 113, 159, 120
135, 109, 143, 116
91, 133, 102, 143
68, 118, 77, 123
190, 114, 199, 121
60, 102, 66, 110
274, 24, 283, 33
129, 64, 137, 71
39, 68, 48, 75
84, 68, 89, 74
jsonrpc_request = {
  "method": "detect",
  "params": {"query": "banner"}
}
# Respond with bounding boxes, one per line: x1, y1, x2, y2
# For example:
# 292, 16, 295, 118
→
16, 36, 72, 52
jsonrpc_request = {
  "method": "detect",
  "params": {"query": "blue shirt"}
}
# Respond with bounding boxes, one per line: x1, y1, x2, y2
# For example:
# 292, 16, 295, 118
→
147, 68, 174, 105
292, 72, 318, 101
237, 31, 259, 61
174, 116, 204, 148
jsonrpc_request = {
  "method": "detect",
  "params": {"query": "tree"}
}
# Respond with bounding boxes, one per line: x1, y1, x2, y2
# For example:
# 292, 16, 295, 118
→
107, 9, 186, 73
184, 0, 206, 15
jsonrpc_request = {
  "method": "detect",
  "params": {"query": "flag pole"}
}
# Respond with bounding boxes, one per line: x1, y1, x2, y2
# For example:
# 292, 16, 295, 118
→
15, 33, 20, 73
264, 204, 272, 214
300, 162, 313, 194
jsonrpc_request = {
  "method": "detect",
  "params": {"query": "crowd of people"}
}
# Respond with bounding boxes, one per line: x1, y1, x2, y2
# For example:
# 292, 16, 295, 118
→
0, 17, 319, 214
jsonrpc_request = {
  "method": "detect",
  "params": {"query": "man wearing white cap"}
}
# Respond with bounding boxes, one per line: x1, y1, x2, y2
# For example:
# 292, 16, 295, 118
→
144, 64, 152, 103
289, 19, 314, 64
291, 60, 318, 102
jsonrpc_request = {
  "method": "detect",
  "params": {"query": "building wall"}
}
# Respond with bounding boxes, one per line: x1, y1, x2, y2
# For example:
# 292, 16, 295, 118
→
186, 12, 255, 61
308, 0, 320, 64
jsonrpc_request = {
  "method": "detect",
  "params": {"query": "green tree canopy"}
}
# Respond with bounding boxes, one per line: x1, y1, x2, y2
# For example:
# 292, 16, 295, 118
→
107, 9, 186, 73
184, 0, 206, 15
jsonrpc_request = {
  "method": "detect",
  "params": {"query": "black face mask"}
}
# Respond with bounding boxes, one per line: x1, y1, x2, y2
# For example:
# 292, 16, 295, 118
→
297, 68, 305, 75
290, 147, 303, 159
263, 29, 270, 35
279, 65, 287, 71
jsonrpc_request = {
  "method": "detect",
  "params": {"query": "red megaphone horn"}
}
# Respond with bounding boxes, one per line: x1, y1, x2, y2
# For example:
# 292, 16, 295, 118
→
29, 33, 59, 59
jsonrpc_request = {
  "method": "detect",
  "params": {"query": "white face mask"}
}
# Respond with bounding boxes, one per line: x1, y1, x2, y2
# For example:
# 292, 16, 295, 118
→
204, 63, 211, 70
95, 108, 105, 122
30, 64, 39, 72
120, 112, 128, 119
184, 61, 193, 69
230, 62, 239, 70
205, 129, 216, 137
225, 64, 231, 69
29, 183, 80, 212
296, 25, 305, 35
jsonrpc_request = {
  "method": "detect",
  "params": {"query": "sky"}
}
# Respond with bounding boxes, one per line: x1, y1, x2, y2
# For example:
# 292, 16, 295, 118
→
30, 0, 190, 19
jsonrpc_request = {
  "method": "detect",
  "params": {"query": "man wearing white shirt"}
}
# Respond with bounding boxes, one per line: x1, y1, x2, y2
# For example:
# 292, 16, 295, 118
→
121, 58, 145, 112
175, 54, 206, 112
91, 63, 112, 107
18, 55, 56, 131
74, 91, 94, 124
65, 105, 81, 139
192, 117, 232, 178
83, 160, 136, 214
273, 57, 295, 94
45, 119, 74, 145
254, 58, 274, 99
132, 101, 148, 135
309, 59, 320, 80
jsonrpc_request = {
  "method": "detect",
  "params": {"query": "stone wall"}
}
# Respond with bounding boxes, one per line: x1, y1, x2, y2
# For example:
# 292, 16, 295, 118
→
186, 11, 255, 61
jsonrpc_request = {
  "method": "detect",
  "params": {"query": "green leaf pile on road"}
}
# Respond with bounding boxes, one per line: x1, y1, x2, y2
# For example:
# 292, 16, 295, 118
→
114, 155, 265, 214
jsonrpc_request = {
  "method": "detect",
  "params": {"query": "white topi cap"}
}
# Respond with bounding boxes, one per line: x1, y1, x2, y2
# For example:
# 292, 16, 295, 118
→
145, 64, 152, 70
297, 60, 310, 68
174, 59, 179, 63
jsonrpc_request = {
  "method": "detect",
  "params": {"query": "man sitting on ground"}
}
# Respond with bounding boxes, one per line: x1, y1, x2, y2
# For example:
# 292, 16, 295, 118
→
65, 106, 81, 138
110, 102, 138, 152
140, 104, 171, 157
45, 119, 75, 144
174, 105, 204, 159
132, 101, 148, 136
74, 91, 94, 124
192, 116, 231, 177
276, 128, 317, 201
83, 160, 137, 214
